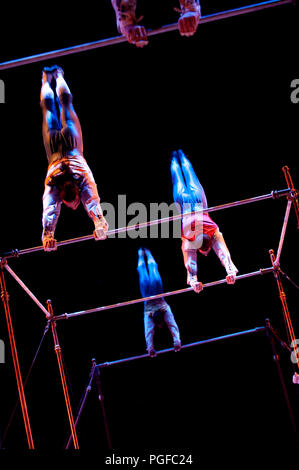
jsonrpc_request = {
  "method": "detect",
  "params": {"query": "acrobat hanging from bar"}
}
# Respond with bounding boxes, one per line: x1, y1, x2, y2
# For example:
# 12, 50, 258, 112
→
137, 247, 181, 357
40, 66, 109, 251
110, 0, 201, 47
171, 150, 238, 293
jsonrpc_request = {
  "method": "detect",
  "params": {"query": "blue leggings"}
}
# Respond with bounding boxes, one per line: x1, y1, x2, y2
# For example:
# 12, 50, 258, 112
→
171, 150, 208, 212
137, 253, 163, 298
137, 249, 181, 351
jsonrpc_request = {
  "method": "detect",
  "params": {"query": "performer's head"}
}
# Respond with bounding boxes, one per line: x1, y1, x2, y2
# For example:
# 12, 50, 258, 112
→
59, 180, 80, 210
199, 233, 212, 256
52, 169, 80, 210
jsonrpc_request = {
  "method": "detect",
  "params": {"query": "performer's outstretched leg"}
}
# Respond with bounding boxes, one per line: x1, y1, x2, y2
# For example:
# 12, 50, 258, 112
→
40, 69, 61, 161
40, 69, 63, 250
137, 248, 151, 298
145, 249, 164, 296
145, 249, 181, 352
171, 151, 189, 211
138, 248, 157, 357
163, 306, 181, 352
144, 314, 156, 357
55, 68, 83, 155
177, 149, 208, 208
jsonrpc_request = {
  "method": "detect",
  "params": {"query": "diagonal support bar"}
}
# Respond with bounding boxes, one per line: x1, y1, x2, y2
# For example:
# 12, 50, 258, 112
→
282, 166, 299, 230
3, 263, 51, 319
275, 199, 293, 266
0, 1, 293, 71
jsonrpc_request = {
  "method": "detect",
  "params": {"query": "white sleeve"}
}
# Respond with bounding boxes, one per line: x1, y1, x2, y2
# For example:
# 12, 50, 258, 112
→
211, 229, 238, 275
181, 241, 199, 284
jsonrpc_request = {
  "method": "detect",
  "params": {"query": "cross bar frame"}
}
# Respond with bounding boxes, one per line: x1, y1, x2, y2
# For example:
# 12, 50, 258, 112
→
0, 1, 294, 71
0, 188, 292, 260
0, 166, 297, 449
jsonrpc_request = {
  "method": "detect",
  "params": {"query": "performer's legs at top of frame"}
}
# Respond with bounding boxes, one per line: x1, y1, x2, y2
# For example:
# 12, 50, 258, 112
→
40, 66, 108, 251
137, 248, 181, 357
110, 0, 201, 48
170, 150, 238, 293
171, 148, 208, 214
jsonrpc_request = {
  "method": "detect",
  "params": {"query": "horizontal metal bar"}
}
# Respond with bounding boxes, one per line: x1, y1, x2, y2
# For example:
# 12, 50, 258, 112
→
0, 1, 293, 71
0, 189, 291, 259
97, 326, 267, 368
54, 267, 274, 321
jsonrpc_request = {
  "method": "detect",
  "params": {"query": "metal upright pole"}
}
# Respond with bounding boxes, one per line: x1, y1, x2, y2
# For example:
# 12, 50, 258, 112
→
93, 359, 112, 450
282, 166, 299, 230
65, 360, 96, 449
46, 300, 79, 449
265, 319, 299, 441
275, 199, 292, 266
0, 260, 35, 449
269, 251, 299, 371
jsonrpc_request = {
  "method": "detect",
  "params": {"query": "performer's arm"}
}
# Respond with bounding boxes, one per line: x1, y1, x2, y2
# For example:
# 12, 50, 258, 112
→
211, 229, 238, 284
80, 179, 109, 240
111, 0, 148, 47
176, 0, 201, 37
182, 245, 203, 293
82, 200, 109, 241
42, 189, 62, 252
93, 215, 109, 241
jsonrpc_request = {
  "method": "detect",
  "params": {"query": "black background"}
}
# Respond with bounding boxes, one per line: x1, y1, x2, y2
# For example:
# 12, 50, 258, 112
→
0, 0, 298, 465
